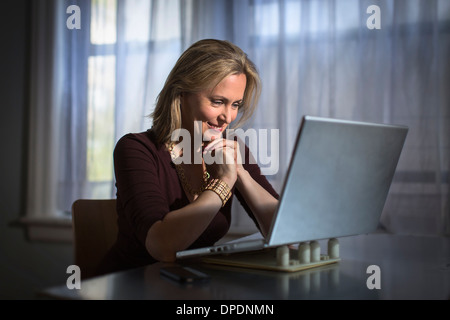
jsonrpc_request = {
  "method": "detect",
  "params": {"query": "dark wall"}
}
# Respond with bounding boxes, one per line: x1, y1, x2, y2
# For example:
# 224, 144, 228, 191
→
0, 0, 73, 299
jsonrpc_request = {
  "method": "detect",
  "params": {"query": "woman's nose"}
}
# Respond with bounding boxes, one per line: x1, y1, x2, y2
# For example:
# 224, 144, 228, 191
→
220, 106, 233, 124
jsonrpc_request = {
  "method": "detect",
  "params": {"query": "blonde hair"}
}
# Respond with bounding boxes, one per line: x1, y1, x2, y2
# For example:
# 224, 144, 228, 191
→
150, 39, 261, 145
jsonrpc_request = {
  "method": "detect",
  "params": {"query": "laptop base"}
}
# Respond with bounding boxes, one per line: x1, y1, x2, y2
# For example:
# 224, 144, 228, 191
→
202, 246, 340, 273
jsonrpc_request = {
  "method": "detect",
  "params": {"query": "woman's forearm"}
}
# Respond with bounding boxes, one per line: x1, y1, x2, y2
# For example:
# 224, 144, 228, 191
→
235, 169, 279, 237
145, 190, 223, 262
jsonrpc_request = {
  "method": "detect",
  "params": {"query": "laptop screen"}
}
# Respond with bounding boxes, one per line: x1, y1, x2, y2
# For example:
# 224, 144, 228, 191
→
267, 116, 408, 246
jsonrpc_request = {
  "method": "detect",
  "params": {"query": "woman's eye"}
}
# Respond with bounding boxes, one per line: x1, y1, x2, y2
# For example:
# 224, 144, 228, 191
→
212, 100, 223, 106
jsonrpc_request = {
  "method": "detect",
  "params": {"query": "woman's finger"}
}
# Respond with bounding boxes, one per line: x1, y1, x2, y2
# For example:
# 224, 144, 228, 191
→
203, 142, 237, 165
203, 138, 235, 154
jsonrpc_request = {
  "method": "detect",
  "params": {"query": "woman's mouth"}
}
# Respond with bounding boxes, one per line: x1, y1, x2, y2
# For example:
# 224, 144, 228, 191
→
206, 122, 225, 132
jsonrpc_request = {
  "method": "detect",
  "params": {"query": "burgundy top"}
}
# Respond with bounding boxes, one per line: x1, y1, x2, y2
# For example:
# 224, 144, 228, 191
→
96, 129, 278, 276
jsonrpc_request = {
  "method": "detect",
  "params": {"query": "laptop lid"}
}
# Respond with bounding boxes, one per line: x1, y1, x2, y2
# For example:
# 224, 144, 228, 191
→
266, 116, 408, 247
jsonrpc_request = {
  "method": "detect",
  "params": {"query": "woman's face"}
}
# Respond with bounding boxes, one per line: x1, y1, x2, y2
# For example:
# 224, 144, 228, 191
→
181, 73, 247, 142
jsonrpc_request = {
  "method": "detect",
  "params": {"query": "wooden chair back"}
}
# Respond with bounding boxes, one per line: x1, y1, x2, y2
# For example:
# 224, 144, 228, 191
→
72, 199, 118, 279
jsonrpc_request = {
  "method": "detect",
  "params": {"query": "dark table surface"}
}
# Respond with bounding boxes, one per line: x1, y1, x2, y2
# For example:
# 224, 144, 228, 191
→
40, 233, 450, 300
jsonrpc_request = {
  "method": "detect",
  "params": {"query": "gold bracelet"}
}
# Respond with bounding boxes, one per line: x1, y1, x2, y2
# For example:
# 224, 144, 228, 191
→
204, 178, 232, 207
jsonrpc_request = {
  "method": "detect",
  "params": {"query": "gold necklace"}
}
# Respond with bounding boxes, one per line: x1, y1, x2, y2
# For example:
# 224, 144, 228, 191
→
168, 142, 210, 196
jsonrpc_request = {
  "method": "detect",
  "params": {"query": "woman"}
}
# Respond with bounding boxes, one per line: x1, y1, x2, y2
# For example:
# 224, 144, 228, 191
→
97, 39, 279, 276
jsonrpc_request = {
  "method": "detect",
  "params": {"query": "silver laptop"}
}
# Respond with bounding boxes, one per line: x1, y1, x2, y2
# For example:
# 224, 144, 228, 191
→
176, 116, 408, 259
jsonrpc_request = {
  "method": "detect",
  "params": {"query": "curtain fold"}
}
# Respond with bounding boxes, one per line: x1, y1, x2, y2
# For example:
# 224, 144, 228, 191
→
26, 0, 449, 235
26, 0, 63, 218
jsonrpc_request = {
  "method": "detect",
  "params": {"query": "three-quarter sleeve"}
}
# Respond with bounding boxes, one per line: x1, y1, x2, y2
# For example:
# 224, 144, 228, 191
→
113, 134, 170, 246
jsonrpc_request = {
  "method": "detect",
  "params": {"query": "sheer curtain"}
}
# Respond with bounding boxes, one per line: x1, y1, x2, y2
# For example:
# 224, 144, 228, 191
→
26, 0, 449, 236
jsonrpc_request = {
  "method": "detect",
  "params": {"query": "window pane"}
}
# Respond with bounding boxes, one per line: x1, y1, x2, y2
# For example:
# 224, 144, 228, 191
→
152, 0, 181, 41
254, 1, 279, 37
87, 55, 116, 183
438, 0, 450, 22
91, 0, 117, 45
285, 0, 301, 36
124, 0, 151, 42
335, 0, 360, 32
123, 0, 181, 42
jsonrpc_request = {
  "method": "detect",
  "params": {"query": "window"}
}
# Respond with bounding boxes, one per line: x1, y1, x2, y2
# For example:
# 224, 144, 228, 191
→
73, 0, 183, 202
25, 0, 450, 240
85, 0, 183, 201
87, 0, 117, 198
